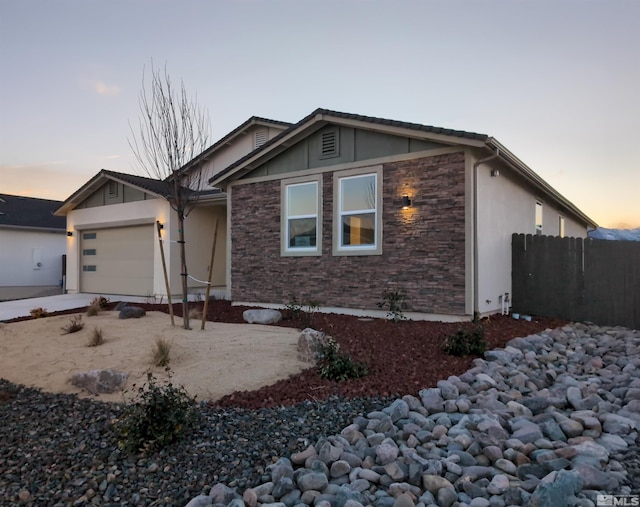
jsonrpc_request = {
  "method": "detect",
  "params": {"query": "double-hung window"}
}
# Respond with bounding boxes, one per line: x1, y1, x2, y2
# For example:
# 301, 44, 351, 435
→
334, 166, 382, 255
281, 176, 321, 256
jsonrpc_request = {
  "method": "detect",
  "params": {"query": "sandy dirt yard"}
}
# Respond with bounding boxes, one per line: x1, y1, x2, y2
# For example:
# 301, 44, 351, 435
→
0, 311, 309, 403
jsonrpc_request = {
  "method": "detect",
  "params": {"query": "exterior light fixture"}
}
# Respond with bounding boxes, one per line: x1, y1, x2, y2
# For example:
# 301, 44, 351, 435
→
401, 195, 412, 209
158, 223, 164, 230
491, 169, 500, 177
67, 231, 73, 237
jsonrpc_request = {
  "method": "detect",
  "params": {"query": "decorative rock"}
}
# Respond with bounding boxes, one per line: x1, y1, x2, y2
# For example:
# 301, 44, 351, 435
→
297, 328, 328, 363
70, 369, 128, 394
118, 306, 146, 319
184, 495, 213, 507
243, 309, 282, 324
297, 472, 328, 492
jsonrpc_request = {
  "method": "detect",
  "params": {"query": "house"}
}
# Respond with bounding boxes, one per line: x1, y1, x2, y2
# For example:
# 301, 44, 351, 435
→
0, 194, 66, 299
56, 108, 597, 320
209, 109, 597, 320
55, 117, 289, 298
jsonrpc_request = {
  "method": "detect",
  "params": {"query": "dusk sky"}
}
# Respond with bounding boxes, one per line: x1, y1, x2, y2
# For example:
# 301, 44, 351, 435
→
1, 0, 638, 228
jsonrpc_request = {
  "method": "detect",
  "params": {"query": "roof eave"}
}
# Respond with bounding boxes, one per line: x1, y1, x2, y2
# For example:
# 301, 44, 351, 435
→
487, 138, 598, 229
210, 111, 487, 188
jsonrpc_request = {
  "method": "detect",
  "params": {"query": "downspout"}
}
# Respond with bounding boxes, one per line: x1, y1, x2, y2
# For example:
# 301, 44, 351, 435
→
472, 146, 500, 317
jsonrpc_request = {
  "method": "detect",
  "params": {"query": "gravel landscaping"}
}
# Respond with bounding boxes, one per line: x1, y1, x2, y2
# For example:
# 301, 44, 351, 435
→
2, 302, 639, 506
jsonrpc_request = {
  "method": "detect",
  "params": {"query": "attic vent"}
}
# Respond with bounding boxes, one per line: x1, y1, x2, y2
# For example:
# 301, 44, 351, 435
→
107, 180, 118, 197
320, 129, 339, 158
254, 129, 267, 149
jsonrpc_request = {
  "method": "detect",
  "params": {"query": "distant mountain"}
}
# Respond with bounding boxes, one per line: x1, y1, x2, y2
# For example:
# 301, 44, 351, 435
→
588, 227, 640, 241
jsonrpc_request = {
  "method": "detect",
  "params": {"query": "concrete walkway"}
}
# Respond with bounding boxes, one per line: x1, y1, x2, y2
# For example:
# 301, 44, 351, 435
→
0, 294, 149, 321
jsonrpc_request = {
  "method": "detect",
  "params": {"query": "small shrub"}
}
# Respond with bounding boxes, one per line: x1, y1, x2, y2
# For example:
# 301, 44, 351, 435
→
90, 295, 110, 309
87, 328, 104, 347
284, 293, 303, 320
318, 337, 368, 381
300, 300, 320, 329
377, 289, 409, 323
62, 315, 85, 334
86, 303, 100, 317
114, 369, 198, 454
30, 307, 48, 319
152, 338, 171, 367
442, 325, 486, 356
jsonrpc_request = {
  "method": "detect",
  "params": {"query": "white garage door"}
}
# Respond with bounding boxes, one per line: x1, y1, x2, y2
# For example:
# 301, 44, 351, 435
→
80, 225, 154, 296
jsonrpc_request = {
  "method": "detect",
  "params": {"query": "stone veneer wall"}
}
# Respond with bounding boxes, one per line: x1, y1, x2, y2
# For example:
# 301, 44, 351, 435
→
230, 152, 467, 315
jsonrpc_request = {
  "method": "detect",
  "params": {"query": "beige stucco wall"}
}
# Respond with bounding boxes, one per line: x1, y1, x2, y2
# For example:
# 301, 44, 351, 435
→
470, 150, 589, 316
0, 229, 66, 286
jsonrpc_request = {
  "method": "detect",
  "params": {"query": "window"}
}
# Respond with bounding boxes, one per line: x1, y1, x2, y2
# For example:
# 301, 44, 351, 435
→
559, 216, 565, 238
282, 176, 322, 256
535, 201, 543, 235
83, 265, 97, 272
83, 232, 97, 240
82, 249, 96, 256
333, 166, 382, 255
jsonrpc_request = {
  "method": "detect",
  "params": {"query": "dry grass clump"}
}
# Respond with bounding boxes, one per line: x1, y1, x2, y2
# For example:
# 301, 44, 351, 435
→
189, 308, 203, 320
152, 338, 171, 367
62, 315, 84, 334
87, 296, 110, 316
30, 307, 48, 318
87, 327, 105, 347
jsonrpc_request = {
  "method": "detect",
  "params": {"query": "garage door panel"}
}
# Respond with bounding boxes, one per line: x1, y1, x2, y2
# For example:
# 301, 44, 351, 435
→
80, 225, 153, 296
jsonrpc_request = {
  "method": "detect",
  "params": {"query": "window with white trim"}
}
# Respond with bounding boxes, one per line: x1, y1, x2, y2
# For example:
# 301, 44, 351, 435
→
282, 177, 321, 256
535, 201, 543, 235
559, 216, 565, 238
333, 166, 382, 255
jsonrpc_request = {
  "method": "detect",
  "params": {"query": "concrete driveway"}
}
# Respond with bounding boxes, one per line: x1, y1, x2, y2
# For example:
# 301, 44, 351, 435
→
0, 294, 149, 321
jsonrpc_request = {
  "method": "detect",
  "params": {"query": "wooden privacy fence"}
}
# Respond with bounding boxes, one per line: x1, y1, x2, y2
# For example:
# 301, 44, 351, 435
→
512, 234, 640, 329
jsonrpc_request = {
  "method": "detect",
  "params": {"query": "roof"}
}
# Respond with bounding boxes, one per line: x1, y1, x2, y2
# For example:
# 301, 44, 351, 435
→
209, 108, 489, 186
0, 194, 66, 231
173, 116, 292, 177
54, 169, 223, 216
209, 108, 597, 229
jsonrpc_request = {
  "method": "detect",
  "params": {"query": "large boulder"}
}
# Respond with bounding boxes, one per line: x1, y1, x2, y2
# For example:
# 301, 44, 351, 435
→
70, 369, 128, 394
243, 309, 282, 324
297, 328, 328, 363
119, 306, 146, 319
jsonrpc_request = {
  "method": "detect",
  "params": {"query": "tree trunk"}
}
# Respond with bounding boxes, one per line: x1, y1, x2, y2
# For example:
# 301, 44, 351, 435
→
178, 215, 190, 330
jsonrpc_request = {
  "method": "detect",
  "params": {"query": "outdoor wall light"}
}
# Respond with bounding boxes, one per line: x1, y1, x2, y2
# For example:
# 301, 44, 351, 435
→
158, 223, 164, 230
67, 231, 73, 237
491, 169, 500, 177
401, 195, 412, 209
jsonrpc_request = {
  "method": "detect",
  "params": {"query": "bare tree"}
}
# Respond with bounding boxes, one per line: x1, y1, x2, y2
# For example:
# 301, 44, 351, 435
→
129, 63, 211, 329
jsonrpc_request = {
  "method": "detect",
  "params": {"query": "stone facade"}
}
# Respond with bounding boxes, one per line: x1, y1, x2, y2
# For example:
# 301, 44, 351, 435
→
230, 152, 467, 315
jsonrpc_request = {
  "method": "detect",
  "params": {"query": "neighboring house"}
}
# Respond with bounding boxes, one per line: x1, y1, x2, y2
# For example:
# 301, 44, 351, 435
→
209, 108, 597, 319
57, 108, 597, 320
0, 194, 66, 297
55, 117, 289, 298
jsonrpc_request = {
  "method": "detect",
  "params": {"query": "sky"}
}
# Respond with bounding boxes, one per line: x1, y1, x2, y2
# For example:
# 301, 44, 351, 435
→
1, 0, 638, 229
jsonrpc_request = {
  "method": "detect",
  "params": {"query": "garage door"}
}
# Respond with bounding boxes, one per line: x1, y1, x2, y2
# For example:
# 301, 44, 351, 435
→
80, 225, 154, 296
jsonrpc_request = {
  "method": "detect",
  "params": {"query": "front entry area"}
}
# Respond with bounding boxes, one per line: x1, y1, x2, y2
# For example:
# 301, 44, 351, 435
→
79, 225, 154, 296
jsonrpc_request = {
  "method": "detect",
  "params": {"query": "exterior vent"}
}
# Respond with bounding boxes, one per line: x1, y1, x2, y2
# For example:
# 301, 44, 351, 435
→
107, 180, 118, 197
320, 129, 339, 158
254, 129, 267, 149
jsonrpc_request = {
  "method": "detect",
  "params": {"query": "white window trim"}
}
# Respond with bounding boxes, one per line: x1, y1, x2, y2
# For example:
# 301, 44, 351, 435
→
281, 174, 322, 257
333, 165, 383, 256
535, 200, 543, 235
559, 215, 565, 238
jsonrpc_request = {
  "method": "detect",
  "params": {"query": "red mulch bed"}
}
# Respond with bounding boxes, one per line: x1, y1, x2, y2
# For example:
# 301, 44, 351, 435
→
5, 300, 567, 409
